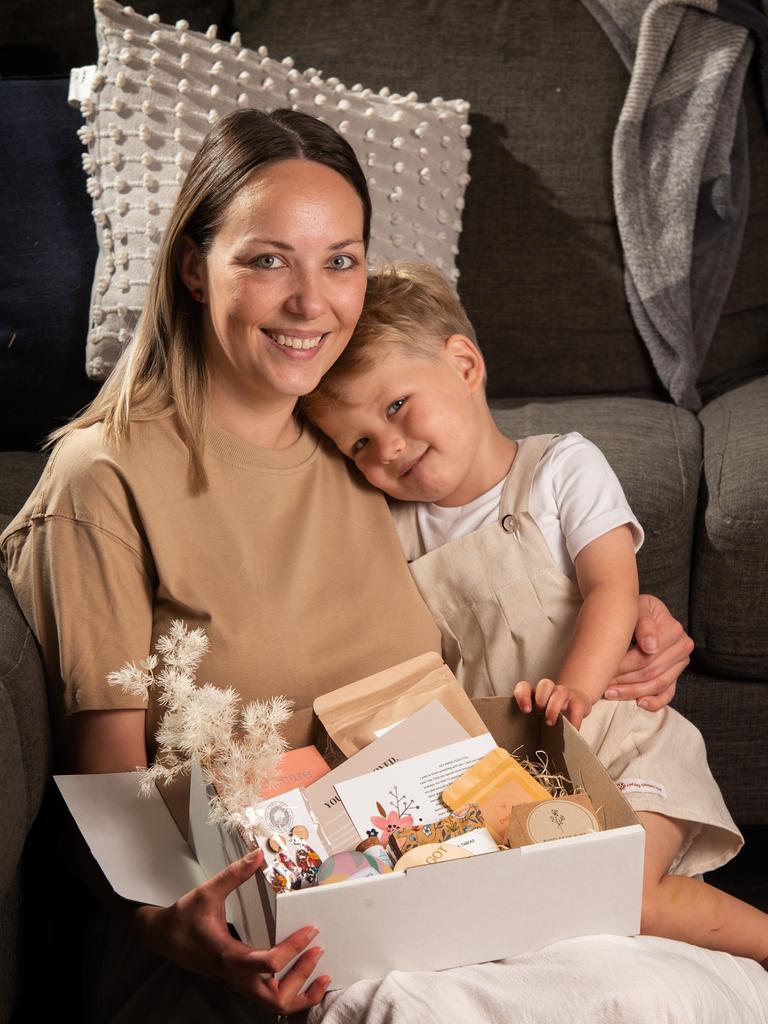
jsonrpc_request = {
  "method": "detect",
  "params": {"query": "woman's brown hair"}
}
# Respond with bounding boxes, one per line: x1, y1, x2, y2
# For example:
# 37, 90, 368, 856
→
50, 108, 372, 491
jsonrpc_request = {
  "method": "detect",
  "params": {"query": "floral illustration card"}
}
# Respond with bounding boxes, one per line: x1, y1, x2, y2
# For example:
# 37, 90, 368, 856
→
333, 733, 497, 847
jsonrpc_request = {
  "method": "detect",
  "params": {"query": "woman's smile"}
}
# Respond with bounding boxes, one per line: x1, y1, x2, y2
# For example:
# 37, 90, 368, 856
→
262, 328, 328, 354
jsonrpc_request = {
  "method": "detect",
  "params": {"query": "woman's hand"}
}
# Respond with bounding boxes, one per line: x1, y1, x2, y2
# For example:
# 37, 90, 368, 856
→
131, 849, 331, 1015
605, 594, 694, 711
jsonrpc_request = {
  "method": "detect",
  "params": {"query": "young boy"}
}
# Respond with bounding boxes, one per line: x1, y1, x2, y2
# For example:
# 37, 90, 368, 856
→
304, 261, 768, 967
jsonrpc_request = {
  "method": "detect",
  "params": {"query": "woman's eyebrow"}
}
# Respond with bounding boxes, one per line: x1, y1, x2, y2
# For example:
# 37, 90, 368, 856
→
329, 238, 365, 250
242, 237, 364, 251
245, 238, 294, 250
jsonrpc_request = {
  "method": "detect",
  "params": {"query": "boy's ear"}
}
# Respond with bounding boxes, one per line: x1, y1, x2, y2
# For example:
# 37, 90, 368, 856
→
444, 334, 486, 392
178, 235, 206, 294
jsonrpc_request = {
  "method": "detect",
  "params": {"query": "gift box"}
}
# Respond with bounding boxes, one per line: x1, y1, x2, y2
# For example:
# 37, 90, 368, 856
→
55, 657, 643, 991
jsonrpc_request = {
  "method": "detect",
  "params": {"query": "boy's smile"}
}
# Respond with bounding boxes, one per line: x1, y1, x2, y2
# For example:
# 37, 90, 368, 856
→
313, 338, 515, 507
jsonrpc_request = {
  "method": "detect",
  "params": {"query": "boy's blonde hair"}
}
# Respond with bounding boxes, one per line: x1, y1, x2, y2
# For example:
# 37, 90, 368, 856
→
304, 262, 477, 410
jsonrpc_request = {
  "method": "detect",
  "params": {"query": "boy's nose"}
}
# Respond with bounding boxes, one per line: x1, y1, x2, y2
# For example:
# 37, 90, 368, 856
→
380, 436, 405, 465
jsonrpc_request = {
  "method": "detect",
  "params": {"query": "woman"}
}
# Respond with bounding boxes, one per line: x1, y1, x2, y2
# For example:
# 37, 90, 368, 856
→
1, 109, 691, 1021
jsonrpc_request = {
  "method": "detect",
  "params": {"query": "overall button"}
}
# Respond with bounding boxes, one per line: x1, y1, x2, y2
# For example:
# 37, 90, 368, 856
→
502, 514, 520, 534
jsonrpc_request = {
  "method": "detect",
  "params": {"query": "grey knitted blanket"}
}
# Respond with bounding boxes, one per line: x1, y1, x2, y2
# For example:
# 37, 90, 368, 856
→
581, 0, 764, 410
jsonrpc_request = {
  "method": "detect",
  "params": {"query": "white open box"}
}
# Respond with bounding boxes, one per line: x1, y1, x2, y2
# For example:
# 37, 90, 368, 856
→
56, 695, 644, 991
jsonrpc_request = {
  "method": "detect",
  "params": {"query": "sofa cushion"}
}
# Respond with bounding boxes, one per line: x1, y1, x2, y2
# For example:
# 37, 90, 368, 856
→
673, 669, 768, 824
691, 376, 768, 679
0, 454, 51, 899
0, 563, 51, 889
231, 0, 768, 403
0, 452, 47, 523
0, 877, 21, 1024
0, 77, 100, 450
490, 397, 701, 628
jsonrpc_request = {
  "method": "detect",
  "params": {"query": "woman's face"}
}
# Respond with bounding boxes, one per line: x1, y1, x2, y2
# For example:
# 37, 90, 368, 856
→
182, 158, 367, 414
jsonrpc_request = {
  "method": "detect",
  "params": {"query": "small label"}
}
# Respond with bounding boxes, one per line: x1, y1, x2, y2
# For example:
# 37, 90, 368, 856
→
616, 778, 668, 799
68, 65, 98, 107
265, 800, 294, 832
525, 799, 599, 843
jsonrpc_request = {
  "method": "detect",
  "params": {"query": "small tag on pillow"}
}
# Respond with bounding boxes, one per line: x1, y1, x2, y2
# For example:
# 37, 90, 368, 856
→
68, 66, 98, 107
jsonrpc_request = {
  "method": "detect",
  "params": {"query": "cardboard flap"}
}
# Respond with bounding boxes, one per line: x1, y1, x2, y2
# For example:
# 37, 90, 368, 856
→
187, 759, 273, 949
559, 717, 640, 829
54, 772, 205, 906
469, 697, 640, 830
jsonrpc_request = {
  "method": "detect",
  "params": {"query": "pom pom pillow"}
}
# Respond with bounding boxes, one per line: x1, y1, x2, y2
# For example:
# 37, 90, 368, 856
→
73, 0, 471, 378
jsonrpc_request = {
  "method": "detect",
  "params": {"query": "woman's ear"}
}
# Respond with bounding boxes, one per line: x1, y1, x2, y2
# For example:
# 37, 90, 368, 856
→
178, 236, 206, 297
444, 334, 486, 393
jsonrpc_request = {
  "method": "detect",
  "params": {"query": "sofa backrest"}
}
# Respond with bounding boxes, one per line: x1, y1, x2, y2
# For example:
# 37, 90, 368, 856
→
2, 1, 767, 450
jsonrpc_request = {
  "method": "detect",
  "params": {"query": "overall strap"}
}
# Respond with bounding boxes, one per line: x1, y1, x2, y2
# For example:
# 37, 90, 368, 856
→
499, 434, 558, 517
388, 498, 422, 563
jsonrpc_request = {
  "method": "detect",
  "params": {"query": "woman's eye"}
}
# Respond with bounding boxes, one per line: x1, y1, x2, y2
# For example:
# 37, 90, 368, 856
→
351, 438, 369, 454
328, 254, 356, 270
252, 254, 283, 269
386, 398, 406, 417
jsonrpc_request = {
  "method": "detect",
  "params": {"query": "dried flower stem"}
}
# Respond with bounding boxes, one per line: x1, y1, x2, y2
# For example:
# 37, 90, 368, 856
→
108, 620, 293, 834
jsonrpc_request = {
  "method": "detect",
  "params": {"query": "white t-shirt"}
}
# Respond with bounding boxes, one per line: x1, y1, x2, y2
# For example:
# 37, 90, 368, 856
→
414, 433, 643, 579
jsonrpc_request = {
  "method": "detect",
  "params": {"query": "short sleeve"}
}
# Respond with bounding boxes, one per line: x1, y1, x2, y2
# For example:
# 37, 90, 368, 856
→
1, 431, 158, 717
3, 517, 155, 716
531, 433, 644, 567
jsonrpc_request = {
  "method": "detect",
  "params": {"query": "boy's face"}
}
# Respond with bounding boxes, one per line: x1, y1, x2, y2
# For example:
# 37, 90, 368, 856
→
313, 340, 486, 506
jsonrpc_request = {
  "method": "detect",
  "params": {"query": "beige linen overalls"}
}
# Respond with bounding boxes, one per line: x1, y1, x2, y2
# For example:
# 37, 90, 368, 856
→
392, 434, 742, 875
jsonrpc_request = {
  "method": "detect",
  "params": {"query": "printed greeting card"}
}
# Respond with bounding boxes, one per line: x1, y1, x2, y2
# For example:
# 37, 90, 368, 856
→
333, 733, 497, 845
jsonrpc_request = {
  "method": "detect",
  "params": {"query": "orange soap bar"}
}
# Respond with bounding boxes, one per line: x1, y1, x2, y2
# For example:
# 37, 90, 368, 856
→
441, 747, 551, 814
262, 745, 330, 798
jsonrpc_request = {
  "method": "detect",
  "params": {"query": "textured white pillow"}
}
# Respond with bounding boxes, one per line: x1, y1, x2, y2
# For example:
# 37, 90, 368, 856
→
73, 0, 471, 379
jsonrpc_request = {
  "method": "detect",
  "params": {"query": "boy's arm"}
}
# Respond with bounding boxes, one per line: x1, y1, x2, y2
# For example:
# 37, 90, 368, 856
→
519, 524, 639, 728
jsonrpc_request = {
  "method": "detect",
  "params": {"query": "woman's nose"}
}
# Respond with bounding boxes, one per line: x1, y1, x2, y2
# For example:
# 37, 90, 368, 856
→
283, 271, 327, 320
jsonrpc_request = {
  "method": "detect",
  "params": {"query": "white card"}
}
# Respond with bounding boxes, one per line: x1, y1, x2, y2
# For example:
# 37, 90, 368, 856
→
334, 733, 497, 843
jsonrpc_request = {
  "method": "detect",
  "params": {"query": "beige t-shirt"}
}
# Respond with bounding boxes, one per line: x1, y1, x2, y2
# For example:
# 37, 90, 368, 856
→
1, 412, 441, 753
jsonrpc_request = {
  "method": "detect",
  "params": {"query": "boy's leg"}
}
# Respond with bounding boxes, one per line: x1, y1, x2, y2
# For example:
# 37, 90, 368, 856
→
639, 811, 768, 965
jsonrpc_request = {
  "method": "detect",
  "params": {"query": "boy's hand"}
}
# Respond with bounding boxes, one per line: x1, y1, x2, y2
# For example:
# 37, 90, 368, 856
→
513, 678, 593, 729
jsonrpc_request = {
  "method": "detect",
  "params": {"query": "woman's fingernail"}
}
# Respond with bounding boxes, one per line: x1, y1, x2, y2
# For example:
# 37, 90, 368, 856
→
638, 699, 650, 709
306, 927, 319, 941
605, 689, 618, 699
245, 847, 262, 861
643, 637, 658, 652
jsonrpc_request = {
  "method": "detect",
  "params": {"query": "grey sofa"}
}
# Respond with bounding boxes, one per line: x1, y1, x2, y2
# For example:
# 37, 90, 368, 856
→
2, 2, 767, 1020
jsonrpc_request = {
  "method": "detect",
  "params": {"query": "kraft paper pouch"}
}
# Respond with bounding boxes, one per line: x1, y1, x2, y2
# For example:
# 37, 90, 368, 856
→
504, 793, 601, 849
313, 652, 488, 758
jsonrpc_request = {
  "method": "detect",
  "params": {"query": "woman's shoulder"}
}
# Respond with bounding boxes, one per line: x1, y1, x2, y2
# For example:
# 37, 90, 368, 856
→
12, 415, 179, 528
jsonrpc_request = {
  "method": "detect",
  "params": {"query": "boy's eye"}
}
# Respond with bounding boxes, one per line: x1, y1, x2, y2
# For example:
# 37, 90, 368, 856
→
386, 398, 406, 416
351, 437, 369, 454
328, 254, 357, 270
